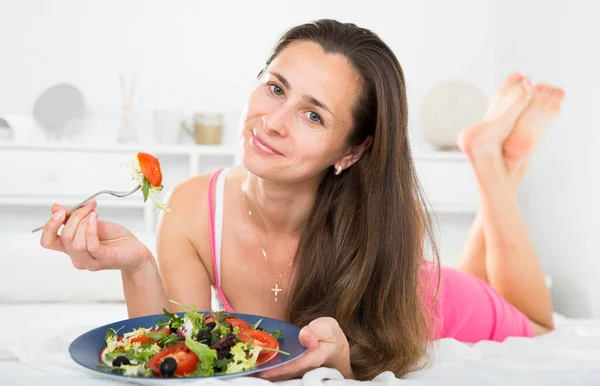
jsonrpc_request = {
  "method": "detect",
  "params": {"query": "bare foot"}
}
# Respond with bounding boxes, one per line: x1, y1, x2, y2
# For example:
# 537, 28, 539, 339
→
458, 73, 533, 159
503, 83, 565, 165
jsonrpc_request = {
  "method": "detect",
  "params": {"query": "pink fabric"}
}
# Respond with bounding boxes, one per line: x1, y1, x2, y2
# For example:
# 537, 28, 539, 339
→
207, 169, 532, 341
207, 168, 235, 313
421, 261, 534, 342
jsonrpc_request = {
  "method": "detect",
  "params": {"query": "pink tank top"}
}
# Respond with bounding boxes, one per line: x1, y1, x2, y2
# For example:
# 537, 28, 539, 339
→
208, 168, 235, 313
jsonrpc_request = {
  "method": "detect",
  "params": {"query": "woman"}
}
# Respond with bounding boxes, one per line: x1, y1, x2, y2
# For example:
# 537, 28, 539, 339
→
40, 19, 564, 380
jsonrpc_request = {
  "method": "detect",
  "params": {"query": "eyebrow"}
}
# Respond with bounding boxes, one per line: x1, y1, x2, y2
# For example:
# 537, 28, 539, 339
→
269, 71, 335, 117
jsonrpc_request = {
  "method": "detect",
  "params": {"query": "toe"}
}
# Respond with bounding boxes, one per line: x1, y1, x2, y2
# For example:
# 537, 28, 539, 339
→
553, 87, 565, 100
516, 78, 533, 103
506, 73, 523, 84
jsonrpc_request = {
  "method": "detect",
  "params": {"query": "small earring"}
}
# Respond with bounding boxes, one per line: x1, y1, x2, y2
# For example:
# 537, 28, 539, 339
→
334, 165, 343, 175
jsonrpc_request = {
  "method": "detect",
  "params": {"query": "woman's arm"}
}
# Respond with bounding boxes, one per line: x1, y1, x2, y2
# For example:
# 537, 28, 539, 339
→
121, 254, 170, 318
154, 176, 214, 314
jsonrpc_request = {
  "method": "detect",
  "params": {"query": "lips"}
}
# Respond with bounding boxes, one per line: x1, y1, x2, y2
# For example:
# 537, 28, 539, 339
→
251, 129, 283, 155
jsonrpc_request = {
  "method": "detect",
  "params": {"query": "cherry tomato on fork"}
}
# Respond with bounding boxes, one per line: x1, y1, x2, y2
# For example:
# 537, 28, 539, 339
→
137, 152, 163, 187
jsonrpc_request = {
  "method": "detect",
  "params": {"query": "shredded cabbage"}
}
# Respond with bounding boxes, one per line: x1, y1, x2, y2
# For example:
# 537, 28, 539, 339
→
226, 342, 261, 374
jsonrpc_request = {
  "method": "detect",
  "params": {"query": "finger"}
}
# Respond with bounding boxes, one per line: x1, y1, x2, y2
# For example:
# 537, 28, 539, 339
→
303, 318, 339, 346
72, 212, 104, 271
40, 209, 66, 252
85, 212, 108, 264
67, 213, 95, 271
61, 201, 97, 241
72, 212, 89, 256
51, 203, 69, 214
298, 325, 319, 349
52, 202, 90, 226
259, 324, 333, 380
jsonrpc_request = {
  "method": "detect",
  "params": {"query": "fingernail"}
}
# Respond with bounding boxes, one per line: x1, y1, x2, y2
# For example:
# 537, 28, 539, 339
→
88, 213, 96, 224
53, 211, 64, 220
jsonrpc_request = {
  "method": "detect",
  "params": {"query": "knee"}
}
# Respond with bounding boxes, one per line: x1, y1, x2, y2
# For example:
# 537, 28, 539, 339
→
530, 319, 555, 336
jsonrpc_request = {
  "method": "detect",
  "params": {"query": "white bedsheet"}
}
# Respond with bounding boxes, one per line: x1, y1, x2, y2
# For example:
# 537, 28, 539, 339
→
1, 303, 599, 385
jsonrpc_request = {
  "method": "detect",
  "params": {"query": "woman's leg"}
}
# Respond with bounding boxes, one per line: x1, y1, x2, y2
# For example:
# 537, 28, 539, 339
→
456, 212, 488, 282
456, 76, 564, 330
457, 74, 529, 282
457, 81, 564, 283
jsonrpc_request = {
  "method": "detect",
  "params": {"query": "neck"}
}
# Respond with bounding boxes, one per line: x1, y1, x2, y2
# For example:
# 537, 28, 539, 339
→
243, 170, 322, 237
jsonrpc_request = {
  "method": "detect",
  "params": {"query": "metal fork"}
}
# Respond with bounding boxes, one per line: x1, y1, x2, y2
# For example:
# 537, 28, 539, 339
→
31, 185, 141, 233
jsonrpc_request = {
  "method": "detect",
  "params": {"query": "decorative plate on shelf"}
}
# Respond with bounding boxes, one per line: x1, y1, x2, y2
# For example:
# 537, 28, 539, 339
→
420, 80, 488, 150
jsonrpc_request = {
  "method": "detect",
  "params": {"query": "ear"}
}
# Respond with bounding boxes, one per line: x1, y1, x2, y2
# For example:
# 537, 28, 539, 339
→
337, 135, 373, 169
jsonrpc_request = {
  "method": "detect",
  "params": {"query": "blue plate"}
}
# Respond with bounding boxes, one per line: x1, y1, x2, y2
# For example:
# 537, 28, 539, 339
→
69, 312, 307, 381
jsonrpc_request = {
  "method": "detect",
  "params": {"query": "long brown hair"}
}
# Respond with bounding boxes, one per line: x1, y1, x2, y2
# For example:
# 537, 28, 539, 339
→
261, 19, 440, 380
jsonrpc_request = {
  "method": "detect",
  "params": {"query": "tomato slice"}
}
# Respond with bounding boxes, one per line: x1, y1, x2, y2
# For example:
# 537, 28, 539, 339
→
100, 346, 110, 364
130, 328, 171, 345
239, 329, 280, 365
147, 343, 199, 377
226, 318, 251, 330
204, 316, 251, 330
137, 152, 163, 187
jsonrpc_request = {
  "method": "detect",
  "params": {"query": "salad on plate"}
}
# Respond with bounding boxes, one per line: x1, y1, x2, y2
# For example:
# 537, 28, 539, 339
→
98, 304, 288, 378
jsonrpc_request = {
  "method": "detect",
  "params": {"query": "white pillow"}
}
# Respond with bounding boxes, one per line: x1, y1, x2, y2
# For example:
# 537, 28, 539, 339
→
0, 231, 156, 303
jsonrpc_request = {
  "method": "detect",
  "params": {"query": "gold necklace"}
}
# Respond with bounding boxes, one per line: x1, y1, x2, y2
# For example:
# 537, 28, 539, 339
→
244, 193, 294, 302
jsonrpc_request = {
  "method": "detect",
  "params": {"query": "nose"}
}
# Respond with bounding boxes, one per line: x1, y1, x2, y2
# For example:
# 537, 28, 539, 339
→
262, 105, 290, 136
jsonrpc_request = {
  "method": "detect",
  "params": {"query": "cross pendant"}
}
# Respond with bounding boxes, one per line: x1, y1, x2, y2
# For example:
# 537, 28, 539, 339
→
271, 282, 282, 301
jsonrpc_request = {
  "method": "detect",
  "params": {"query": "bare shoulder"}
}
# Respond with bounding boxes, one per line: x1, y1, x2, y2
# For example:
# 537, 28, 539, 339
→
160, 172, 213, 229
155, 171, 216, 281
155, 167, 246, 282
162, 167, 245, 226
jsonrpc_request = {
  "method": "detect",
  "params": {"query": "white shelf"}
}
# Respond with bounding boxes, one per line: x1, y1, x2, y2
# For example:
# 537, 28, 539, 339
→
0, 141, 238, 157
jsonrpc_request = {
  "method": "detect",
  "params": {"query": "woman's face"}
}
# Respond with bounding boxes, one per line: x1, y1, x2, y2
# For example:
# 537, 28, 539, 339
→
239, 41, 362, 183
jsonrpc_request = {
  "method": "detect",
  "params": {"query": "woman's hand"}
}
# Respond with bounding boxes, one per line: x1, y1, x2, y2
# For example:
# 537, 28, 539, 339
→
258, 317, 353, 381
40, 200, 153, 273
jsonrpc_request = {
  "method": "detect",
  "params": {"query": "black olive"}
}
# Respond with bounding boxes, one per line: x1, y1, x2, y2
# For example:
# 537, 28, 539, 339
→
169, 322, 177, 334
196, 330, 212, 343
160, 357, 177, 378
205, 321, 216, 330
112, 355, 130, 367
